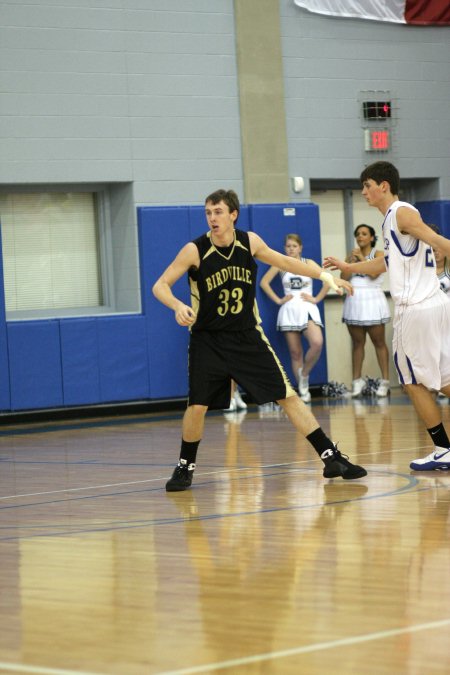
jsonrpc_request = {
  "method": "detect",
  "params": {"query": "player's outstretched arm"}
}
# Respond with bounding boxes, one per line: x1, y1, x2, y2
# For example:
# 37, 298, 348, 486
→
324, 255, 386, 277
397, 208, 450, 258
152, 243, 199, 326
320, 273, 353, 296
250, 232, 351, 295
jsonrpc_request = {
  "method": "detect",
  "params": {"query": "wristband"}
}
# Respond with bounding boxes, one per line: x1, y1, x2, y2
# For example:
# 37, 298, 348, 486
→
319, 270, 339, 292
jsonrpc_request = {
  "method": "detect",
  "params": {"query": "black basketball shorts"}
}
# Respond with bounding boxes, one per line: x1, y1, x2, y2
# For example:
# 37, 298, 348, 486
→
188, 327, 296, 410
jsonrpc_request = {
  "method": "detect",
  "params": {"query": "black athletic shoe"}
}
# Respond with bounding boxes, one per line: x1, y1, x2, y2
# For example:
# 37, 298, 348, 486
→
165, 461, 195, 492
321, 447, 367, 480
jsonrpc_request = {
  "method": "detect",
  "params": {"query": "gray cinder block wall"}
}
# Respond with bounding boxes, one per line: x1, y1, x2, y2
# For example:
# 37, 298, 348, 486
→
1, 0, 449, 204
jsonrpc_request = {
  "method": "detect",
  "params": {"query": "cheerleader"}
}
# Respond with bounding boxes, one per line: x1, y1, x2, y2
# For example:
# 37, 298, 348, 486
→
341, 224, 390, 397
260, 234, 329, 403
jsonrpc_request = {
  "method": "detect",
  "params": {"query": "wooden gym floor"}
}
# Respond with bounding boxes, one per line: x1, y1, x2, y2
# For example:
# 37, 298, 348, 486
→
0, 390, 449, 675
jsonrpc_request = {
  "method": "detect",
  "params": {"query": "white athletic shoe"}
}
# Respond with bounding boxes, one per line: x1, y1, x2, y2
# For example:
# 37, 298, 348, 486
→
376, 379, 390, 397
298, 368, 310, 401
233, 390, 248, 410
410, 446, 450, 471
223, 397, 237, 413
224, 410, 247, 425
258, 402, 283, 418
351, 378, 365, 397
300, 390, 311, 403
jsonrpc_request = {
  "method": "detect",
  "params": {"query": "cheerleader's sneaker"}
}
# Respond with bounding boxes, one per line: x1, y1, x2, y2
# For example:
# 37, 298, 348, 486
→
298, 368, 310, 402
410, 447, 450, 471
351, 378, 365, 397
223, 397, 237, 413
233, 390, 248, 410
376, 379, 390, 397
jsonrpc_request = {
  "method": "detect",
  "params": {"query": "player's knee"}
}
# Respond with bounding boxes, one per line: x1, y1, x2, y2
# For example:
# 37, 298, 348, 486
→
188, 404, 208, 418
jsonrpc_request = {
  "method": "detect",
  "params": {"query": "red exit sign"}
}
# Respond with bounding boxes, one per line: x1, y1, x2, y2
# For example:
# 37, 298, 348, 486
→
364, 129, 390, 152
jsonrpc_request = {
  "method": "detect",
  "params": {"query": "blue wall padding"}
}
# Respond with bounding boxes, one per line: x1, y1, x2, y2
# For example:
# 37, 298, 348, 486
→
138, 206, 190, 399
97, 316, 149, 402
60, 319, 100, 406
138, 206, 191, 316
415, 200, 450, 238
7, 321, 63, 410
0, 230, 10, 410
3, 199, 449, 411
249, 203, 328, 385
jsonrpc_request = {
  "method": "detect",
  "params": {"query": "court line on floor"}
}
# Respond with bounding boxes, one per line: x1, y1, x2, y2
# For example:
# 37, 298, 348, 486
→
0, 464, 298, 502
0, 470, 418, 541
0, 444, 427, 502
0, 663, 104, 675
156, 617, 450, 674
1, 617, 448, 675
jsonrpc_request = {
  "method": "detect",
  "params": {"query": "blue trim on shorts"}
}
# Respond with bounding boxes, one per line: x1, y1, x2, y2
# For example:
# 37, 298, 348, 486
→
394, 352, 404, 384
394, 350, 417, 385
406, 355, 417, 384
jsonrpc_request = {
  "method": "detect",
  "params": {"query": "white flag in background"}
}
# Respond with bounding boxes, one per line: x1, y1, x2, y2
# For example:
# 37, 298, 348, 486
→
293, 0, 450, 25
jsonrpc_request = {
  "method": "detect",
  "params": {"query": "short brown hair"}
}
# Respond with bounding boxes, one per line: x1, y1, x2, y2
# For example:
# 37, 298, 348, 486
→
360, 161, 400, 195
205, 189, 240, 221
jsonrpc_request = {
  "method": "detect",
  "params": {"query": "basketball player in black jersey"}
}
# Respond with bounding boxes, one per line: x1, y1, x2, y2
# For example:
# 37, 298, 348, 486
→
153, 189, 367, 490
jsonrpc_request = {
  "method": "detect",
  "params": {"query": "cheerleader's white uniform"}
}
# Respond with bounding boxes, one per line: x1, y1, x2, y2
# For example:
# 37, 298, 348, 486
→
342, 248, 391, 326
276, 261, 324, 332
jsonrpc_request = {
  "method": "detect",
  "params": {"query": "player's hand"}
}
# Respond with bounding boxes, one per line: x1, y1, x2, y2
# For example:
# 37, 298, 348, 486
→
323, 256, 350, 273
319, 270, 353, 296
174, 303, 197, 326
334, 277, 353, 296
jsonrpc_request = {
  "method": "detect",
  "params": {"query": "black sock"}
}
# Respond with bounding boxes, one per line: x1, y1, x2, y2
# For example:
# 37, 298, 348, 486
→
427, 423, 450, 448
306, 428, 334, 457
179, 439, 201, 467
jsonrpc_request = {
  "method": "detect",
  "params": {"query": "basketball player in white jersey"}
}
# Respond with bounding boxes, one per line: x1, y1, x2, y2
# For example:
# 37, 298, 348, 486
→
324, 161, 450, 471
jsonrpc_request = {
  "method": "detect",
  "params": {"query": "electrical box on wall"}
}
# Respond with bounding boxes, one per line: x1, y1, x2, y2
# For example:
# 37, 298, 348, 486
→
363, 101, 391, 120
360, 90, 393, 154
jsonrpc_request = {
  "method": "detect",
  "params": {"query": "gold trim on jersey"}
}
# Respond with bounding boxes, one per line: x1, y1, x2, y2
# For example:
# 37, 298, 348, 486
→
252, 298, 262, 326
202, 245, 216, 261
234, 238, 249, 251
205, 230, 249, 261
189, 278, 200, 332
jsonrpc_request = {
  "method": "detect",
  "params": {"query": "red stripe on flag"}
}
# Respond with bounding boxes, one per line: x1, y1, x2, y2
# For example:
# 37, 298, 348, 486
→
405, 0, 450, 25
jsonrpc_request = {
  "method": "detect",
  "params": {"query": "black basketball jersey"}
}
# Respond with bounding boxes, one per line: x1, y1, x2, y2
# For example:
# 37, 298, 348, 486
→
189, 228, 260, 331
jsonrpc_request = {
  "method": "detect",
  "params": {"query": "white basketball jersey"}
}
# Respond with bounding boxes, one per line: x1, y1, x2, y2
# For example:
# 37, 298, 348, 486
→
382, 201, 440, 305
